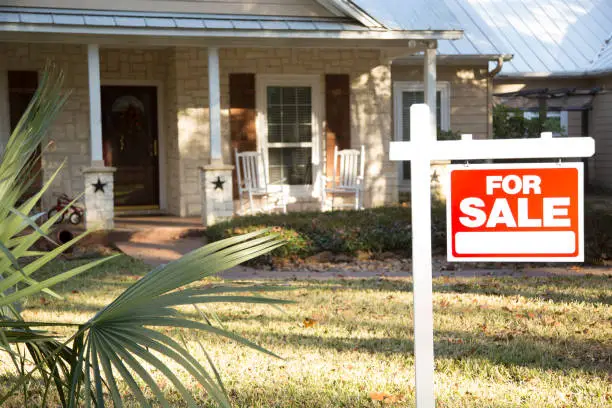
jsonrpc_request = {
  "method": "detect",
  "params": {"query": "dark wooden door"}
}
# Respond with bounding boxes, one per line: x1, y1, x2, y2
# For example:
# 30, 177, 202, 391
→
101, 86, 159, 208
8, 71, 42, 199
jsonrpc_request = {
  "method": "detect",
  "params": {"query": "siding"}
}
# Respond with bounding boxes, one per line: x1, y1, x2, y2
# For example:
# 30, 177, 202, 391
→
392, 64, 491, 139
568, 111, 582, 137
494, 77, 612, 189
4, 0, 333, 17
592, 75, 612, 189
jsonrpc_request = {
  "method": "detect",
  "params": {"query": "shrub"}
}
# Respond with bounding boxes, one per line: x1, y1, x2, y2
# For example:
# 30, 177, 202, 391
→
493, 104, 566, 139
208, 201, 611, 266
206, 203, 447, 262
585, 204, 612, 264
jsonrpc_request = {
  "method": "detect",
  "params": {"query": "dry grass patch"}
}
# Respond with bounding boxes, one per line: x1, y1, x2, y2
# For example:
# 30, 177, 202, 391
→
3, 256, 610, 407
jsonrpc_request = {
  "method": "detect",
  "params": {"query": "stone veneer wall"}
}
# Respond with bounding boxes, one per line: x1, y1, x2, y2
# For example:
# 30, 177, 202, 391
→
220, 48, 396, 208
165, 47, 211, 216
0, 44, 171, 209
0, 44, 396, 215
0, 43, 90, 209
163, 47, 396, 215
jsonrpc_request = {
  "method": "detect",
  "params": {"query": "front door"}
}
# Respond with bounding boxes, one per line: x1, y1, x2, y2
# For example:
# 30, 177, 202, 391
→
101, 86, 159, 208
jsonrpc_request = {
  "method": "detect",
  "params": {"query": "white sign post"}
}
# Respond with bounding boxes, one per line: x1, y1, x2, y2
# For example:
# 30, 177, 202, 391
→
389, 104, 595, 408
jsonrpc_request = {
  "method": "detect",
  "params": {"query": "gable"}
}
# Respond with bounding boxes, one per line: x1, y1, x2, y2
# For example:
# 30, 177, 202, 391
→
3, 0, 335, 17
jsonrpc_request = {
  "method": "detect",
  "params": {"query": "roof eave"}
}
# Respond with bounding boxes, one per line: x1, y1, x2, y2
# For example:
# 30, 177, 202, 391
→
498, 68, 612, 79
393, 53, 512, 64
0, 23, 463, 41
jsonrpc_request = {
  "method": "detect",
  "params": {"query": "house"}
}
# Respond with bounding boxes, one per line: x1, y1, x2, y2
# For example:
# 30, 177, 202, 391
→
0, 0, 468, 228
0, 1, 609, 229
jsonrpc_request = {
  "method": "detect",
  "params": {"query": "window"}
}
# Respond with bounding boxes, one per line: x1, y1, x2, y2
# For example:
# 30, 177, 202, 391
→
266, 86, 312, 185
393, 81, 450, 185
256, 75, 321, 196
523, 110, 568, 137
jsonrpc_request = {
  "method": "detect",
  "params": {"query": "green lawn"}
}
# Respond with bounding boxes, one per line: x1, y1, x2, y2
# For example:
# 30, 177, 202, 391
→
4, 256, 611, 407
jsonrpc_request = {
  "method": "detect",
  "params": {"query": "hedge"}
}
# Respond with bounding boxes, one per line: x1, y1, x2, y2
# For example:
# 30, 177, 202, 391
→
206, 203, 612, 265
205, 204, 446, 262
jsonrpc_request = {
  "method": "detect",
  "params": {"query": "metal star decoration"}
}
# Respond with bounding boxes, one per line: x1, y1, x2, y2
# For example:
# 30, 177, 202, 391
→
92, 177, 107, 193
212, 176, 225, 190
430, 170, 440, 183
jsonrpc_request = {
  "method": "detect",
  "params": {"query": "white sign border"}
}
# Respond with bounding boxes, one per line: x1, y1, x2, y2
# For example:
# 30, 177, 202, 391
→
446, 162, 584, 263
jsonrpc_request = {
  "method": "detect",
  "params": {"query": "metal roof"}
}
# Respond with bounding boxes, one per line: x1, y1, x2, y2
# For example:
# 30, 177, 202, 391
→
0, 6, 462, 42
0, 7, 372, 32
361, 0, 612, 76
456, 0, 612, 76
590, 37, 612, 73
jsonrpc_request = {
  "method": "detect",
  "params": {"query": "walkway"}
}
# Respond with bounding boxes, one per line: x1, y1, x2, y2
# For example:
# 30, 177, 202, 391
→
113, 216, 206, 266
111, 217, 610, 280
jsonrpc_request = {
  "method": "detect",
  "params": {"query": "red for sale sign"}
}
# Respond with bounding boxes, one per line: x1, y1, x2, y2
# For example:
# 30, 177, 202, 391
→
447, 163, 584, 262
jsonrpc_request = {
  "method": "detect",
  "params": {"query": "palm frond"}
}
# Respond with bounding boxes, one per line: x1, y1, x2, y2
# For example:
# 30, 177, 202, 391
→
61, 231, 289, 408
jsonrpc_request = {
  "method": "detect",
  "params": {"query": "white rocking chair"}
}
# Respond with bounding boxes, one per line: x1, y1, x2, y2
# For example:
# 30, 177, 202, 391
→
321, 145, 365, 211
235, 148, 287, 215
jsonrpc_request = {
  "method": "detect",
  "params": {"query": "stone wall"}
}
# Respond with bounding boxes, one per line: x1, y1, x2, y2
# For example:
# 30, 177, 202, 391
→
0, 44, 173, 209
0, 44, 396, 216
220, 48, 395, 208
0, 43, 90, 208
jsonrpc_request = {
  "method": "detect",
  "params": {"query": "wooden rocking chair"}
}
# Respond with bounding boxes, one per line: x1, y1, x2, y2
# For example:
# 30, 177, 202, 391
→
235, 148, 287, 215
321, 145, 365, 211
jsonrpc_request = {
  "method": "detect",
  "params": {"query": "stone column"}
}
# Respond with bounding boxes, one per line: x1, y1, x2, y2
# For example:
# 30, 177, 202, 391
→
199, 47, 235, 226
84, 44, 116, 230
83, 166, 116, 230
200, 164, 234, 226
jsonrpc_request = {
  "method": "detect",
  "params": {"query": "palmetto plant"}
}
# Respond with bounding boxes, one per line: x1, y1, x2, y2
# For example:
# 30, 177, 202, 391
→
0, 67, 287, 407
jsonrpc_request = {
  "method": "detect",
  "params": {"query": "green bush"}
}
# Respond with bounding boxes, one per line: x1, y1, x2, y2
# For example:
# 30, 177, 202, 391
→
206, 204, 447, 261
207, 202, 612, 265
493, 104, 566, 139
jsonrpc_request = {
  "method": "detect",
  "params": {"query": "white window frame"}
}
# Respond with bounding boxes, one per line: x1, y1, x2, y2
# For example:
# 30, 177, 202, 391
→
256, 74, 323, 198
393, 81, 451, 190
523, 110, 568, 137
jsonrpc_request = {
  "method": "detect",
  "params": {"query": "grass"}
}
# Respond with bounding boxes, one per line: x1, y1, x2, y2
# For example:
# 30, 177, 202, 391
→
2, 256, 611, 407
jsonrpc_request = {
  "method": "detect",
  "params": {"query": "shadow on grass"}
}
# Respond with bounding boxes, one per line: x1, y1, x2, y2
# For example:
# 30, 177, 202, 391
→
289, 276, 611, 305
239, 329, 609, 376
432, 277, 612, 305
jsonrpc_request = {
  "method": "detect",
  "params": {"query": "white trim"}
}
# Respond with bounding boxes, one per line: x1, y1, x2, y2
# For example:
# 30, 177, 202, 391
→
207, 47, 221, 162
87, 44, 103, 164
393, 80, 450, 189
560, 111, 568, 135
0, 24, 463, 41
424, 49, 437, 141
255, 74, 323, 199
100, 79, 167, 211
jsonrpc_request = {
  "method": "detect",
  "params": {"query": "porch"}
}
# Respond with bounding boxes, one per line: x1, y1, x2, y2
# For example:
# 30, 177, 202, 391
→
0, 30, 444, 229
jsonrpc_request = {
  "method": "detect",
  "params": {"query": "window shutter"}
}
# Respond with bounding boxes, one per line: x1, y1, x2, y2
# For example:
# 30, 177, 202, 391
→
229, 73, 256, 198
325, 74, 350, 178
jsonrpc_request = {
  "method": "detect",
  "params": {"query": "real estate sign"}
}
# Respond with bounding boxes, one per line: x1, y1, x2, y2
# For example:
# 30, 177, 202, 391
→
447, 163, 584, 262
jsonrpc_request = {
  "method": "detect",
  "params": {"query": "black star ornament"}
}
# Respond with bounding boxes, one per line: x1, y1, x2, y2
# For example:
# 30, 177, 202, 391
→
92, 177, 107, 193
212, 176, 225, 190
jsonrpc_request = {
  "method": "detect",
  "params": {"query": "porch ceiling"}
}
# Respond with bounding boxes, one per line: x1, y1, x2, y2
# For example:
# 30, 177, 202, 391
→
0, 6, 462, 47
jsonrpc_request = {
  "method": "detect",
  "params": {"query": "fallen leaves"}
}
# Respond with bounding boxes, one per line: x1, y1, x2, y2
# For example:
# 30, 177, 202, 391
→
303, 317, 317, 328
369, 392, 403, 404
